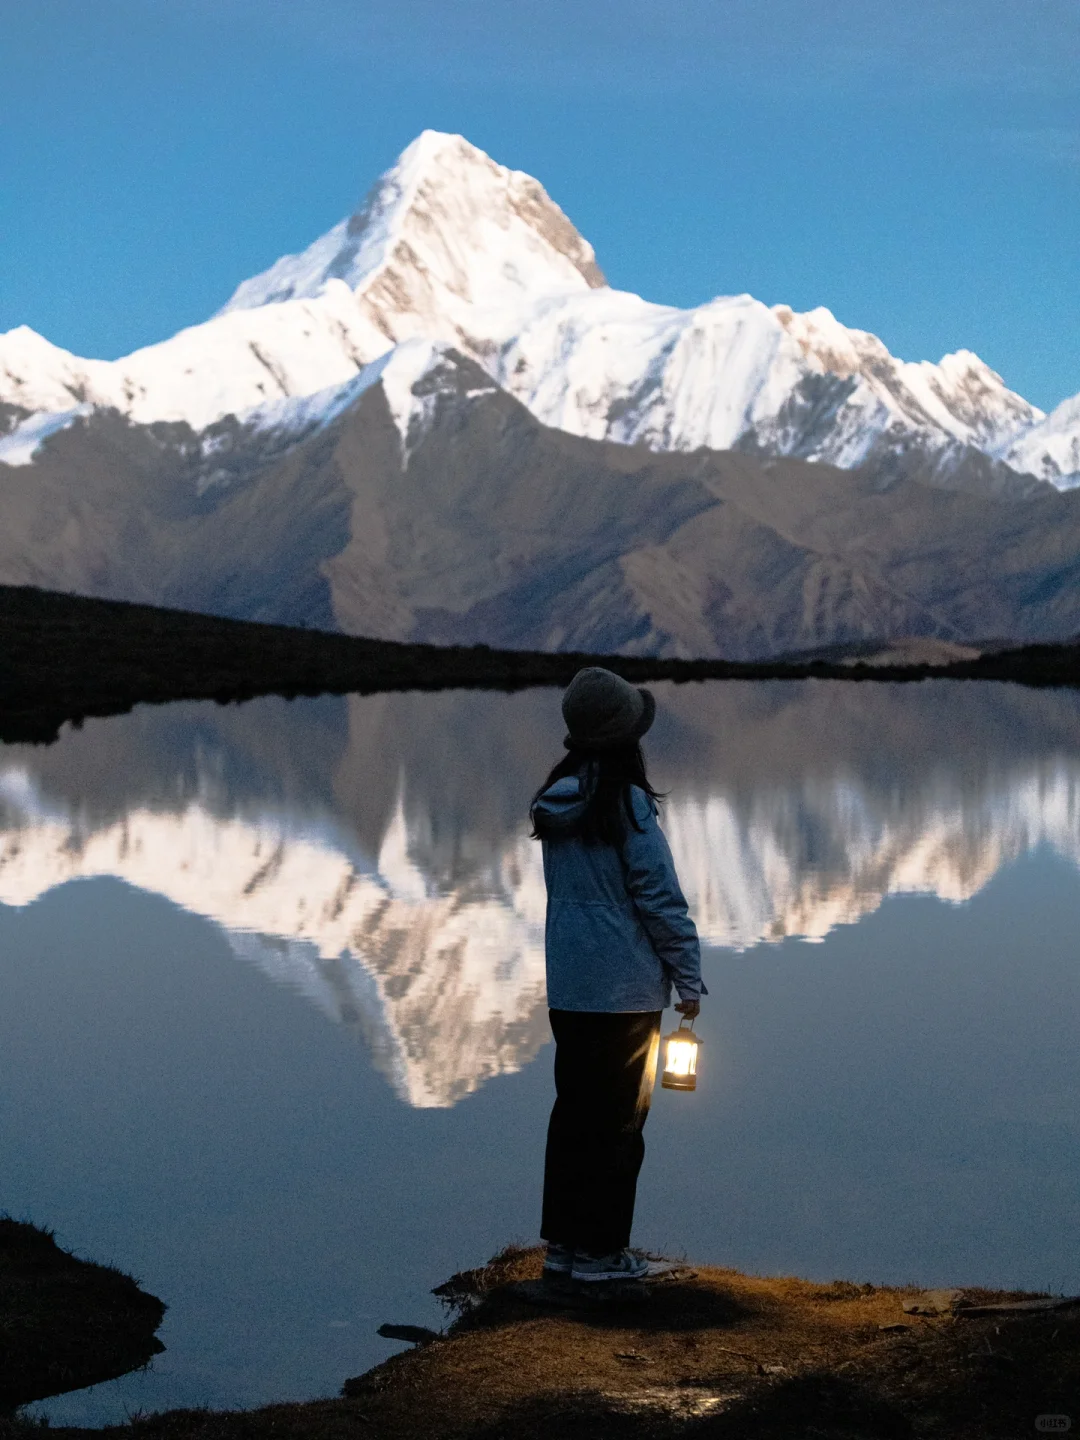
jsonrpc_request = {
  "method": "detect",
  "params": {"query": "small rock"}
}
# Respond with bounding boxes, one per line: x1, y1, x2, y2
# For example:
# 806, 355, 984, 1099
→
761, 1364, 788, 1375
642, 1260, 697, 1283
879, 1322, 912, 1333
615, 1351, 654, 1366
376, 1323, 442, 1346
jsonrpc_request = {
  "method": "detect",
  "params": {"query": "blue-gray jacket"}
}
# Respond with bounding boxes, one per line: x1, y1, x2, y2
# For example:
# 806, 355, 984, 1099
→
533, 774, 705, 1013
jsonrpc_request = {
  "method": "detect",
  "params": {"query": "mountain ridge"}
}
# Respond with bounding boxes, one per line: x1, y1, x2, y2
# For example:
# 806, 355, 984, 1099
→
3, 351, 1080, 666
1, 130, 1075, 486
2, 131, 1080, 659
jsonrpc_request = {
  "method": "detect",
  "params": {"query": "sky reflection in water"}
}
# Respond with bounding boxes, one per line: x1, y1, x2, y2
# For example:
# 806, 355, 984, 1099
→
1, 681, 1078, 1423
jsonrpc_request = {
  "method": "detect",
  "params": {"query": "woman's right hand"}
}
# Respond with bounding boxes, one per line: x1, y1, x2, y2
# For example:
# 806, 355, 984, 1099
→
674, 998, 700, 1020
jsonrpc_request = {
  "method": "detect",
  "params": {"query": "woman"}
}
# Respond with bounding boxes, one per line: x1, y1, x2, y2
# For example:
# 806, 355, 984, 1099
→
530, 666, 705, 1284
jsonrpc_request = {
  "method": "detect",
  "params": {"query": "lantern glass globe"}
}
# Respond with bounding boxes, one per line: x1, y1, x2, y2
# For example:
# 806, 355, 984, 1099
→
660, 1024, 701, 1091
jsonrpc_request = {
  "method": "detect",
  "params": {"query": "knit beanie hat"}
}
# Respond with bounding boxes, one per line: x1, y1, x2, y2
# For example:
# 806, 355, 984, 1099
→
561, 667, 656, 751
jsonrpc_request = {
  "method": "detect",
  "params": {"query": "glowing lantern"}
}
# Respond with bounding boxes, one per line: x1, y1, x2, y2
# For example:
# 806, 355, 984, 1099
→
660, 1021, 701, 1092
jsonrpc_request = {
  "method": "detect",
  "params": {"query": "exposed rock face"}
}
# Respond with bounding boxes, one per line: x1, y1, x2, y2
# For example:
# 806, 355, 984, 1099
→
221, 130, 606, 319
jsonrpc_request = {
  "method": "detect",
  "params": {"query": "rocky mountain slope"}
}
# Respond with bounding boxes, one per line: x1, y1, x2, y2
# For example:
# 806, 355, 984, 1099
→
3, 344, 1080, 657
1, 130, 1078, 656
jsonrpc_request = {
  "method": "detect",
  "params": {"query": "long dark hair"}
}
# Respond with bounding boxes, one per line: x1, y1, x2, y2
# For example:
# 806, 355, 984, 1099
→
530, 743, 664, 847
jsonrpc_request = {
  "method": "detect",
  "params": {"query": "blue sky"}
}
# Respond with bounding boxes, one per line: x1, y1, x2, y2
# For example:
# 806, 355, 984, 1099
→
2, 0, 1078, 410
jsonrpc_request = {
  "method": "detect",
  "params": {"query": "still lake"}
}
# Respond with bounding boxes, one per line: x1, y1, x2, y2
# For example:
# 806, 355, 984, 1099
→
2, 680, 1079, 1424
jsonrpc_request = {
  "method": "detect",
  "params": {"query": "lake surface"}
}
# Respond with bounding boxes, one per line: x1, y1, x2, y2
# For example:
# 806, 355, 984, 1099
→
2, 680, 1079, 1424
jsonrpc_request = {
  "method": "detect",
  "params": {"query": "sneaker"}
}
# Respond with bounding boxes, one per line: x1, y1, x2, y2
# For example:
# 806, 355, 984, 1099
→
571, 1248, 649, 1283
542, 1242, 575, 1275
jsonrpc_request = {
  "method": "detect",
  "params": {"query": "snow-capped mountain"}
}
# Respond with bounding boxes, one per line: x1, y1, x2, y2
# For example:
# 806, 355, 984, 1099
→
219, 129, 604, 325
0, 132, 602, 434
5, 335, 1080, 659
1002, 392, 1080, 490
1, 129, 1074, 483
490, 293, 1040, 470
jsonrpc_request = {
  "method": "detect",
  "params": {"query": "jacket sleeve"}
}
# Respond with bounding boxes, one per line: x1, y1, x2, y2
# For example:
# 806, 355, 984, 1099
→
620, 790, 706, 1003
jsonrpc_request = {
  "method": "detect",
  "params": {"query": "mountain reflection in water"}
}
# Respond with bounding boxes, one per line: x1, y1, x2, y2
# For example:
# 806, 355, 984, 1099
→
1, 681, 1079, 1108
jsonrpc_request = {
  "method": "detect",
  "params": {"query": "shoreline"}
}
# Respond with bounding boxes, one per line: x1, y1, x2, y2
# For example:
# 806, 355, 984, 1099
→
10, 1244, 1077, 1438
3, 584, 1080, 745
0, 1220, 164, 1414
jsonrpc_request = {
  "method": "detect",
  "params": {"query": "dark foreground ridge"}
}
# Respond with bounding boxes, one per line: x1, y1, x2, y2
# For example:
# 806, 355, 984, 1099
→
0, 1219, 165, 1413
8, 1244, 1077, 1439
3, 584, 1080, 743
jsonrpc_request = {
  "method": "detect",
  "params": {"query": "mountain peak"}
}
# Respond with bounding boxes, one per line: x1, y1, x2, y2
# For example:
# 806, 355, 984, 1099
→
1, 133, 1072, 490
218, 131, 605, 321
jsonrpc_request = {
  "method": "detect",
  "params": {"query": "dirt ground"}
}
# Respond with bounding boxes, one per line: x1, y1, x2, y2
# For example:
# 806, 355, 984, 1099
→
15, 1245, 1076, 1440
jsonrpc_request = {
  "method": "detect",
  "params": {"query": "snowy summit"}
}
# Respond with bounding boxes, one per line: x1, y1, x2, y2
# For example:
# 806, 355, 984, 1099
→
0, 129, 1076, 485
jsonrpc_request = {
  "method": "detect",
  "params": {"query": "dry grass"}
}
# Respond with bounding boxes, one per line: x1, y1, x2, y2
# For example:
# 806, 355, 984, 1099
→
13, 1246, 1075, 1439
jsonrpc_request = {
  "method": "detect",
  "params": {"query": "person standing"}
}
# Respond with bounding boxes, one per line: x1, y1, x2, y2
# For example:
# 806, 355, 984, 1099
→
530, 667, 705, 1284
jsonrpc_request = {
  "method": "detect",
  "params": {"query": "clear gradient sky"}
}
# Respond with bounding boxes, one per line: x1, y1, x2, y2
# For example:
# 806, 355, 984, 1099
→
2, 0, 1078, 411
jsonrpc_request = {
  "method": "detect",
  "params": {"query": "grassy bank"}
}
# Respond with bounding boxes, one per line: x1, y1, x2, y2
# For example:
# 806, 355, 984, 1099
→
9, 1245, 1076, 1438
0, 1219, 164, 1412
3, 584, 1080, 745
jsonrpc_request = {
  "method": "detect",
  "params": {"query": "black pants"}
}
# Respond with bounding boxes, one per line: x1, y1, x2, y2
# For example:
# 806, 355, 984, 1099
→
540, 1009, 662, 1256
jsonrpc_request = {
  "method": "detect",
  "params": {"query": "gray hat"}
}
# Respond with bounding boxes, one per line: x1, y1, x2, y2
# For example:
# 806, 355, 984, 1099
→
561, 667, 656, 750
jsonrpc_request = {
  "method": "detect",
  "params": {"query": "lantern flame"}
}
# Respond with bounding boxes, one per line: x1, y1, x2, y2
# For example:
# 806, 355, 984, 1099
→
665, 1037, 697, 1077
660, 1024, 701, 1091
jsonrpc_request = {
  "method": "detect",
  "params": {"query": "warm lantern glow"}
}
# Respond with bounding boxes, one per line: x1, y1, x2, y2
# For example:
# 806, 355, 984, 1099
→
660, 1023, 701, 1091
